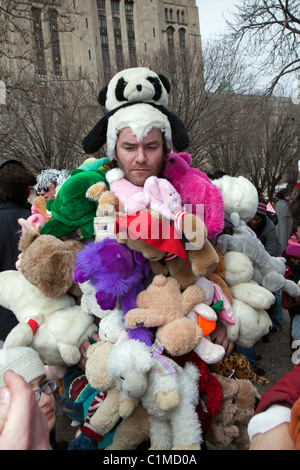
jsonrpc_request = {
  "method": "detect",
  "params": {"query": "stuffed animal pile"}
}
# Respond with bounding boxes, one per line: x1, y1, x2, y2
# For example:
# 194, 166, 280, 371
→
1, 67, 299, 451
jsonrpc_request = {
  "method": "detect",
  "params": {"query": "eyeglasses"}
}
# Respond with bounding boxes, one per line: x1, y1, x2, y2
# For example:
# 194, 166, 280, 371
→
33, 379, 57, 402
37, 186, 50, 193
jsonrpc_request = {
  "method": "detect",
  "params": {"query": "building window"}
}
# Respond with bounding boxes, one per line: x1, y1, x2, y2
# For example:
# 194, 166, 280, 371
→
49, 8, 62, 77
97, 0, 105, 9
88, 49, 91, 60
111, 0, 119, 12
31, 7, 46, 77
99, 15, 107, 28
169, 9, 173, 21
181, 10, 185, 23
125, 1, 133, 15
179, 28, 186, 48
167, 26, 175, 52
177, 10, 180, 22
165, 8, 168, 21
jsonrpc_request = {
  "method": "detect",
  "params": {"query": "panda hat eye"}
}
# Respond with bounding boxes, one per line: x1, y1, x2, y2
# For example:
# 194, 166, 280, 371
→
146, 76, 162, 101
115, 77, 128, 102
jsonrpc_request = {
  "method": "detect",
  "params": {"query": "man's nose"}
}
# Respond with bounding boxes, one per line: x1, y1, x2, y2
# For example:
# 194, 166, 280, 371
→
135, 145, 146, 162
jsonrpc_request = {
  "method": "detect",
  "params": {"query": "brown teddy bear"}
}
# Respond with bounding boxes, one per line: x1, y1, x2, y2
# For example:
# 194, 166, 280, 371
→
124, 274, 205, 356
205, 373, 261, 450
116, 209, 219, 290
17, 218, 83, 299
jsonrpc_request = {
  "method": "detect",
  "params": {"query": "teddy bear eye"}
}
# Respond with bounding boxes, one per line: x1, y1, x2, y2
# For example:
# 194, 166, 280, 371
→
232, 398, 236, 404
120, 376, 125, 380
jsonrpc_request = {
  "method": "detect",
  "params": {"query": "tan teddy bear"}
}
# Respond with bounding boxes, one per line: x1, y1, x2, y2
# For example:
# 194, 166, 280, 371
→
124, 274, 205, 356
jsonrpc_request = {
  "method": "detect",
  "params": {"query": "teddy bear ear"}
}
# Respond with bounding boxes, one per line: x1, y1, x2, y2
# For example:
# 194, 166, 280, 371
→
158, 74, 171, 94
98, 84, 108, 106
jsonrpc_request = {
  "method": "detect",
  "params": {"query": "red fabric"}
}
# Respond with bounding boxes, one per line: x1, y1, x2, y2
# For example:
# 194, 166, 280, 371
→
254, 363, 300, 415
115, 211, 188, 266
27, 318, 39, 336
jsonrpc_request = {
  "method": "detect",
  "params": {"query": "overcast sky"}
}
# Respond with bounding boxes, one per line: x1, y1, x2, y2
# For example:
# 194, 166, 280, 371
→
196, 0, 236, 39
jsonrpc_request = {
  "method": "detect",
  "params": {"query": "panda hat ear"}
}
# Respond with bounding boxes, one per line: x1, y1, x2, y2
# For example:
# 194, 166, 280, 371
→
98, 85, 108, 106
158, 74, 171, 94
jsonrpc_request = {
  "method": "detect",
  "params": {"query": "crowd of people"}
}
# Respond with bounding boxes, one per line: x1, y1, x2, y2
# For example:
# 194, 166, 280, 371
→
1, 66, 300, 451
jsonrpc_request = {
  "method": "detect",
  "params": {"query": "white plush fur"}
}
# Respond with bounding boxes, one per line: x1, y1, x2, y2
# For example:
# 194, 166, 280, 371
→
106, 339, 202, 450
1, 270, 97, 365
104, 67, 169, 111
223, 252, 274, 347
212, 175, 258, 224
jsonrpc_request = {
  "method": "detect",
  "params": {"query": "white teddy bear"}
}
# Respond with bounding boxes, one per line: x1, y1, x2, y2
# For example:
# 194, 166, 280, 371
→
223, 251, 274, 348
106, 338, 202, 450
1, 270, 97, 366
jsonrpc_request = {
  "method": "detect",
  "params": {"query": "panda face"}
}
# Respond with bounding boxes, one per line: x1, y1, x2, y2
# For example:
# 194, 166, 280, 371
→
103, 67, 170, 111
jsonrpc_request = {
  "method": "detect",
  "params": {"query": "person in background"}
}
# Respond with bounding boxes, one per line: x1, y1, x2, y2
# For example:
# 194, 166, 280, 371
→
34, 168, 69, 202
0, 160, 36, 341
275, 187, 293, 252
0, 347, 59, 450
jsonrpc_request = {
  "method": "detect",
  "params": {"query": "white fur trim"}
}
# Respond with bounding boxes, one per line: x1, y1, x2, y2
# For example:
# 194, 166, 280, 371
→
105, 168, 124, 184
106, 103, 173, 160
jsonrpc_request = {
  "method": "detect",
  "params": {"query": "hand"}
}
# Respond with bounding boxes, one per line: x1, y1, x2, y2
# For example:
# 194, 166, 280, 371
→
0, 370, 50, 450
210, 321, 235, 356
250, 423, 295, 450
77, 332, 100, 370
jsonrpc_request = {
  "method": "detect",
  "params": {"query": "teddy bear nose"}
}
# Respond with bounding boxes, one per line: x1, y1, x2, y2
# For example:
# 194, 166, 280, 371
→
136, 84, 142, 91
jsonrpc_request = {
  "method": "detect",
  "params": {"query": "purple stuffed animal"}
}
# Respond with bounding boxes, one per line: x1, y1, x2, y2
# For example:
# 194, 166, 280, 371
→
163, 152, 225, 240
73, 238, 153, 345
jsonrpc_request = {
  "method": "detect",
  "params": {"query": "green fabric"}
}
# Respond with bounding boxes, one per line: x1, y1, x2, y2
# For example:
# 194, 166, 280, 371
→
41, 169, 108, 239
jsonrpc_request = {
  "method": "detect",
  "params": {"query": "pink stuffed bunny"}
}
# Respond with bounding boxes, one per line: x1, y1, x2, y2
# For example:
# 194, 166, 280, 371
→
163, 152, 225, 239
106, 168, 182, 220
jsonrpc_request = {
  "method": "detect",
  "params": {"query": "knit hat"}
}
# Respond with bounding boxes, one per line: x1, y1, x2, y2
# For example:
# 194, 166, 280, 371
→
286, 235, 300, 258
256, 202, 267, 217
0, 347, 46, 387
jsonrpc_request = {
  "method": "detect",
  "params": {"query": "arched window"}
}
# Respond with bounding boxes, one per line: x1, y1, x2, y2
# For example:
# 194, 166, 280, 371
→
169, 9, 173, 21
176, 10, 180, 22
164, 8, 168, 20
179, 28, 186, 48
181, 10, 185, 23
167, 26, 175, 52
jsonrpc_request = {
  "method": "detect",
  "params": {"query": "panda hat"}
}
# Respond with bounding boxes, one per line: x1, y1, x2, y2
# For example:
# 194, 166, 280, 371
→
82, 67, 189, 159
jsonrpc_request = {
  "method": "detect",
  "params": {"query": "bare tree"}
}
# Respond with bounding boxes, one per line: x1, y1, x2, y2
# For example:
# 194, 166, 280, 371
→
223, 0, 300, 95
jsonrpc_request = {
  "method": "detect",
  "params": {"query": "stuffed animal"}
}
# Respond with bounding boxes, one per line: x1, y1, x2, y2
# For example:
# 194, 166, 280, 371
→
106, 338, 202, 450
210, 350, 270, 386
22, 196, 52, 232
223, 250, 274, 348
206, 246, 233, 305
73, 237, 153, 346
218, 222, 300, 298
124, 275, 204, 356
17, 218, 83, 300
40, 168, 108, 240
83, 341, 150, 450
82, 67, 189, 157
106, 168, 182, 221
162, 152, 225, 240
205, 373, 260, 450
85, 181, 120, 241
1, 270, 97, 366
116, 209, 219, 290
212, 174, 258, 228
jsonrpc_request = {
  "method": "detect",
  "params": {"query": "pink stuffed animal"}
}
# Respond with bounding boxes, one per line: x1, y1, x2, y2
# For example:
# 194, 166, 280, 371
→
163, 152, 225, 239
106, 168, 182, 220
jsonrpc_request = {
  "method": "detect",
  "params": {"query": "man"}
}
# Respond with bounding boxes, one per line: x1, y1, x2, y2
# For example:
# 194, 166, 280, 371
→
0, 160, 36, 341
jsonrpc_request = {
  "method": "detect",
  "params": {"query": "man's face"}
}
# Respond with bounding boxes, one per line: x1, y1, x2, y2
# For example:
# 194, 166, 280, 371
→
115, 127, 165, 186
250, 214, 264, 230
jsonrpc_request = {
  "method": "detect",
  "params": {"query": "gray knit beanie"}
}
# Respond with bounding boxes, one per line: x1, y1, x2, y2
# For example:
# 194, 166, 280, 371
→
0, 347, 46, 387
